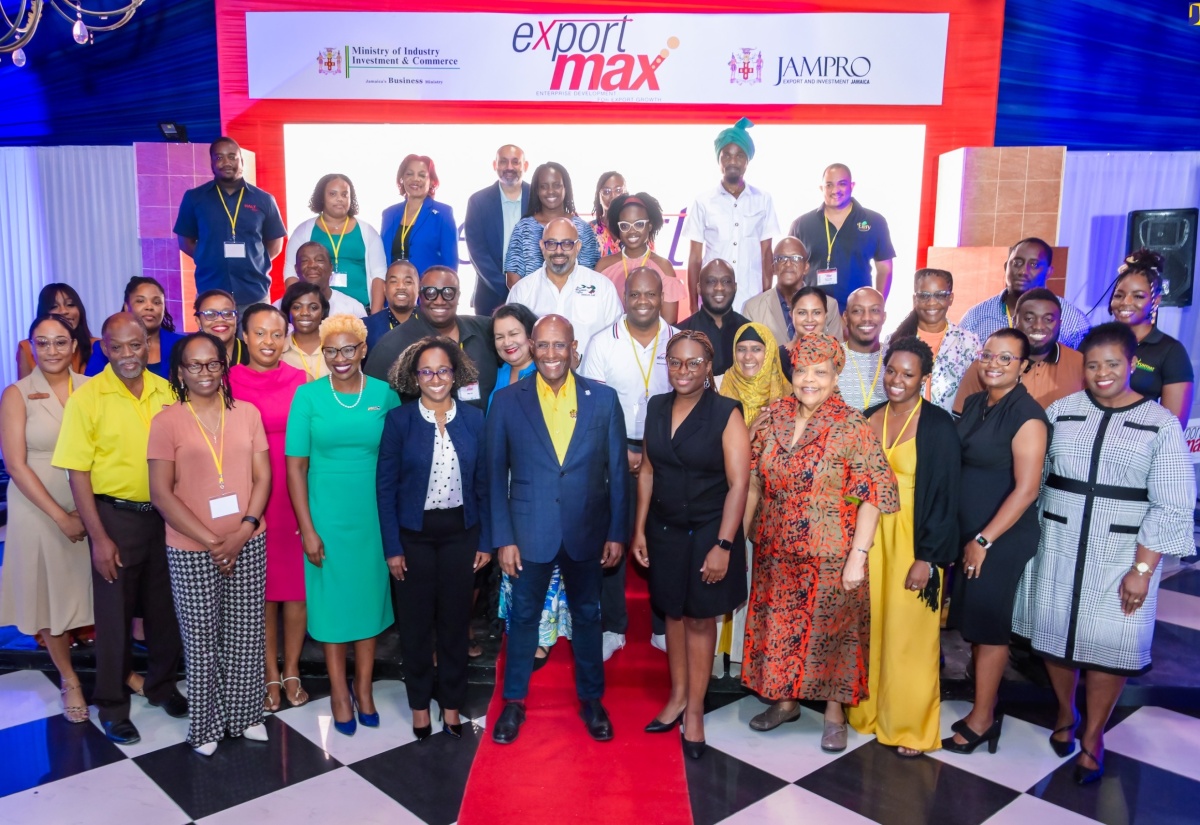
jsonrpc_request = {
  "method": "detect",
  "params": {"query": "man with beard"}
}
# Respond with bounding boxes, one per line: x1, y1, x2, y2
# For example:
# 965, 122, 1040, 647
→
507, 217, 622, 362
837, 287, 889, 411
743, 236, 842, 343
53, 313, 186, 745
679, 259, 749, 377
175, 137, 287, 310
283, 242, 367, 319
954, 287, 1084, 412
466, 144, 531, 315
364, 260, 419, 352
958, 238, 1090, 349
682, 117, 780, 314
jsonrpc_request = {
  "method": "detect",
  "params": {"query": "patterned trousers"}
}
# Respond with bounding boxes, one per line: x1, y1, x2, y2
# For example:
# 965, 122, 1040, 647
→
166, 534, 267, 747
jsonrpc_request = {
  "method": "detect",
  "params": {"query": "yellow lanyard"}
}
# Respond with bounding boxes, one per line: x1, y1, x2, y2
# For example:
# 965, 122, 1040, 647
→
848, 346, 883, 406
399, 200, 418, 258
1004, 301, 1014, 328
319, 213, 348, 271
625, 320, 661, 399
231, 338, 243, 365
882, 398, 921, 461
622, 249, 651, 280
823, 214, 839, 268
217, 186, 245, 240
186, 401, 226, 489
291, 336, 321, 381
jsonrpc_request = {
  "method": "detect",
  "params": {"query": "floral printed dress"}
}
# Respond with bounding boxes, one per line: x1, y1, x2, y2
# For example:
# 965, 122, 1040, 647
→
742, 393, 899, 704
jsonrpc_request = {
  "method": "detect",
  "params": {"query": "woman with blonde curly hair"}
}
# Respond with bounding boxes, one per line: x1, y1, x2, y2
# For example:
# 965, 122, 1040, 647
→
285, 314, 399, 736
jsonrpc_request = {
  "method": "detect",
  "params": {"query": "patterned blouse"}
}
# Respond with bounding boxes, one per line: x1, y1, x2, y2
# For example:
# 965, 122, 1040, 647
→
503, 215, 601, 278
927, 323, 980, 413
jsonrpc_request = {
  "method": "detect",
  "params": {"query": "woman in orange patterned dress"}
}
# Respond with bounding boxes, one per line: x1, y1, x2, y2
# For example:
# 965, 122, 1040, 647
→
741, 334, 899, 752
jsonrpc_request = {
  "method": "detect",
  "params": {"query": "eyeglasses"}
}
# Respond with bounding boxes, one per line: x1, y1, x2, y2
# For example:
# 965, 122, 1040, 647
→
32, 337, 72, 351
541, 239, 579, 252
322, 344, 362, 359
617, 219, 649, 233
914, 291, 952, 303
195, 309, 238, 322
601, 186, 625, 198
978, 352, 1019, 366
420, 286, 458, 302
183, 361, 224, 374
773, 254, 807, 265
534, 341, 571, 353
667, 357, 707, 372
416, 367, 455, 380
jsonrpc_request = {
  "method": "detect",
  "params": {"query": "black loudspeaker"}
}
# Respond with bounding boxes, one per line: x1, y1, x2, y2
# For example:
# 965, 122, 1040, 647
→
1126, 208, 1197, 308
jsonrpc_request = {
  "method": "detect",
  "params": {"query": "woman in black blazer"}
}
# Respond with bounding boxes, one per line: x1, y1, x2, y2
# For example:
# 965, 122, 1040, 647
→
376, 336, 491, 741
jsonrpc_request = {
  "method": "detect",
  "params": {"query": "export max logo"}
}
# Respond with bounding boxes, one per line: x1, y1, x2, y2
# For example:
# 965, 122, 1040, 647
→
511, 16, 678, 91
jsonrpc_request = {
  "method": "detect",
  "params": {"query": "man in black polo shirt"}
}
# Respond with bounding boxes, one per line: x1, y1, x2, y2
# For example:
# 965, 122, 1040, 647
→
364, 265, 498, 410
679, 259, 748, 376
789, 163, 895, 309
175, 137, 287, 310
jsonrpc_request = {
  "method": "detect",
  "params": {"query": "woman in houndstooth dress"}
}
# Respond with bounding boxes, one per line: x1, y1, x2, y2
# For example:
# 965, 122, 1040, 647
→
1013, 323, 1195, 784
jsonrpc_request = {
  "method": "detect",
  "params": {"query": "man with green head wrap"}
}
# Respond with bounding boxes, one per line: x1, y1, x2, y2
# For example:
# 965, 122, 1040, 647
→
681, 117, 780, 316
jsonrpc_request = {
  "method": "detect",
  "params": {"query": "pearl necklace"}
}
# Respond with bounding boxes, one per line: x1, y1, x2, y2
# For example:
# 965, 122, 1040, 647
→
329, 370, 365, 409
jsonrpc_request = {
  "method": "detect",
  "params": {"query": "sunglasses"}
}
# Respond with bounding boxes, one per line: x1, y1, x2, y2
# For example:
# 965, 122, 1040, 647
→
420, 286, 458, 302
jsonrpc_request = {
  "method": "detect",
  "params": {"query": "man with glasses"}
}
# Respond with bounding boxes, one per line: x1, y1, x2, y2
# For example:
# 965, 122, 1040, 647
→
507, 217, 622, 362
465, 144, 531, 315
365, 260, 419, 352
52, 313, 186, 745
282, 241, 367, 318
679, 259, 749, 376
958, 238, 1091, 349
789, 163, 895, 309
743, 236, 842, 344
366, 265, 497, 410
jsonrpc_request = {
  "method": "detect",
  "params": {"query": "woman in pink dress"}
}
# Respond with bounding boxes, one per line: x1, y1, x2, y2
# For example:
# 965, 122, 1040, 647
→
229, 303, 310, 712
595, 192, 688, 323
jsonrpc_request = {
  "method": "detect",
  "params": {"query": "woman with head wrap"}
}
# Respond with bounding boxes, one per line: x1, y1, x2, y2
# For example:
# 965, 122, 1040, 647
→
741, 335, 898, 753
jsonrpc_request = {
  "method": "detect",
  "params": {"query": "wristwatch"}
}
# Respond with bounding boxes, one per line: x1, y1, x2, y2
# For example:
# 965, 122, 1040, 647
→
242, 515, 261, 529
974, 534, 993, 550
716, 538, 734, 551
1132, 561, 1152, 576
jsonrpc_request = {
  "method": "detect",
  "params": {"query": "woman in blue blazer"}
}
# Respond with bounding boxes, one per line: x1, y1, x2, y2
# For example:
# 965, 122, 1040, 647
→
376, 336, 490, 741
379, 154, 459, 276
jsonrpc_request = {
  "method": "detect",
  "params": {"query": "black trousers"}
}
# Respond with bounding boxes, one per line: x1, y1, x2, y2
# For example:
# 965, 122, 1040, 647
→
395, 507, 479, 711
91, 500, 182, 723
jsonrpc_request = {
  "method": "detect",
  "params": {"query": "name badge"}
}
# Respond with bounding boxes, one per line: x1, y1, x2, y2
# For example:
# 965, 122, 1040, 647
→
816, 268, 838, 286
458, 381, 481, 402
224, 242, 246, 259
330, 271, 348, 288
209, 493, 240, 520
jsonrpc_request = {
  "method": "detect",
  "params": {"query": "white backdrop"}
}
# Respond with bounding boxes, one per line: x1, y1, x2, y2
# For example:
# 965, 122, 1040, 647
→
283, 122, 925, 322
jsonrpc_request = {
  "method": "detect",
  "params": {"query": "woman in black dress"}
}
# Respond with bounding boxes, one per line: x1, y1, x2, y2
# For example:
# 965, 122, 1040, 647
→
631, 330, 751, 760
944, 328, 1048, 754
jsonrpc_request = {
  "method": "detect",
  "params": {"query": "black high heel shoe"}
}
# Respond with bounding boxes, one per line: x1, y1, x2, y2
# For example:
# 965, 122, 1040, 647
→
681, 730, 706, 760
645, 711, 684, 734
941, 715, 1004, 754
412, 709, 433, 742
1075, 745, 1105, 785
440, 707, 463, 740
1050, 710, 1080, 758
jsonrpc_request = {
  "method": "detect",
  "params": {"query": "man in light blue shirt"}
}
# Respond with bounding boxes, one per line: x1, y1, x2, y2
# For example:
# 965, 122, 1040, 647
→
466, 144, 531, 315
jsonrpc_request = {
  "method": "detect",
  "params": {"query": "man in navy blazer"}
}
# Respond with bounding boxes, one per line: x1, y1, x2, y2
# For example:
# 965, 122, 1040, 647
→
465, 145, 530, 316
486, 314, 629, 744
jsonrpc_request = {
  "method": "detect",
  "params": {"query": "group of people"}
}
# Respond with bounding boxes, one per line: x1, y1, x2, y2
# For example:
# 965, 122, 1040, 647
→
1, 123, 1194, 788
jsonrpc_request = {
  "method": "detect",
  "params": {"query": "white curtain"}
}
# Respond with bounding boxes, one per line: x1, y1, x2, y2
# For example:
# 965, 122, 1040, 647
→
0, 146, 141, 388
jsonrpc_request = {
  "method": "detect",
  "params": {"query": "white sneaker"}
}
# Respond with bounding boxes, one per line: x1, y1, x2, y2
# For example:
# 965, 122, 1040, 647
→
650, 633, 667, 653
243, 723, 269, 741
601, 632, 626, 661
193, 741, 218, 757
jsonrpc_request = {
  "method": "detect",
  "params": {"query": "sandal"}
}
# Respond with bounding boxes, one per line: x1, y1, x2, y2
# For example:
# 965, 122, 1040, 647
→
264, 680, 283, 712
125, 673, 145, 697
60, 679, 89, 724
282, 675, 309, 708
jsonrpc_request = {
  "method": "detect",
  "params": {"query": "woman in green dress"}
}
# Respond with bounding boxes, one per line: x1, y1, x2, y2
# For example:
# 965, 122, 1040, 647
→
286, 313, 399, 736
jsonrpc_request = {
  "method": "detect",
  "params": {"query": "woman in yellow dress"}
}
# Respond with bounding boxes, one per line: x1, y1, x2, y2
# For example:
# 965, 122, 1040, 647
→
848, 337, 961, 754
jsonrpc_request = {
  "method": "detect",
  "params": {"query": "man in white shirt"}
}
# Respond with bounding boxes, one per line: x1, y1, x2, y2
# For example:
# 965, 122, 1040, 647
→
682, 117, 780, 314
279, 241, 367, 318
507, 217, 622, 361
580, 268, 677, 660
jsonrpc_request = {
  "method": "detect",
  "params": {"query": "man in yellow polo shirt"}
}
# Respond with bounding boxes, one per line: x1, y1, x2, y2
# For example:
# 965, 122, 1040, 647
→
53, 313, 186, 745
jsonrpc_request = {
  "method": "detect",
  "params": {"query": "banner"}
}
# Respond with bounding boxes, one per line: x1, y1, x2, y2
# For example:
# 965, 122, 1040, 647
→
246, 12, 948, 105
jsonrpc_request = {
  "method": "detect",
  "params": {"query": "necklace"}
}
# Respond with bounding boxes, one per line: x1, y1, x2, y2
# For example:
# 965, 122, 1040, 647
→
193, 406, 222, 437
329, 370, 366, 409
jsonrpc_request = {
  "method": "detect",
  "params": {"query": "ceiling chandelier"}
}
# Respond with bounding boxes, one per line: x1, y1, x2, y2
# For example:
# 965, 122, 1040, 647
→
2, 0, 144, 66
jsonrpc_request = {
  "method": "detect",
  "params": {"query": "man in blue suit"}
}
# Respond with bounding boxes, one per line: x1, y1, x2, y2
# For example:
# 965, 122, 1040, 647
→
486, 314, 629, 744
465, 144, 530, 316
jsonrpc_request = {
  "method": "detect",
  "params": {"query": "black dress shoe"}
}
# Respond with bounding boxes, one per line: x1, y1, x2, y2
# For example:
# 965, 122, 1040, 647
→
103, 719, 142, 745
645, 711, 684, 733
681, 731, 706, 760
149, 689, 189, 719
580, 699, 613, 742
492, 702, 526, 745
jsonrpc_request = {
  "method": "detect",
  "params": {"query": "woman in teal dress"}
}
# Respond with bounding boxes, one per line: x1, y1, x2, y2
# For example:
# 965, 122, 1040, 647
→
286, 313, 399, 736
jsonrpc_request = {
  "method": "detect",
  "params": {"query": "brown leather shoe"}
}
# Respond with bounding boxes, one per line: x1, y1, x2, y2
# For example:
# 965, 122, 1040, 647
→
821, 721, 848, 752
749, 702, 801, 732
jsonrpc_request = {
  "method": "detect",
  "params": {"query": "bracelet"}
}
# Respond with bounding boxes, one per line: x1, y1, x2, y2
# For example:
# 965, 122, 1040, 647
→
854, 546, 870, 555
716, 538, 734, 551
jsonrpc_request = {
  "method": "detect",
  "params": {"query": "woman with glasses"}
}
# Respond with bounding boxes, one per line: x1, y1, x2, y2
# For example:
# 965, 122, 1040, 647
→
193, 289, 250, 366
279, 281, 331, 382
889, 269, 980, 412
380, 155, 459, 275
16, 284, 97, 378
286, 314, 399, 736
0, 314, 92, 723
86, 276, 182, 380
595, 192, 688, 323
943, 328, 1047, 756
590, 171, 626, 258
377, 337, 491, 741
148, 331, 271, 755
503, 162, 600, 285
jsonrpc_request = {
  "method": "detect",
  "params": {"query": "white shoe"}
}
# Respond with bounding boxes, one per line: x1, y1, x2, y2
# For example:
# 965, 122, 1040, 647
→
243, 723, 269, 741
601, 632, 626, 662
193, 741, 218, 757
650, 633, 667, 653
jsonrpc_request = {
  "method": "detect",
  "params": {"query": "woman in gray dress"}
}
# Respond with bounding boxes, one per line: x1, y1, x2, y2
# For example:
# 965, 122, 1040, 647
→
1013, 322, 1195, 785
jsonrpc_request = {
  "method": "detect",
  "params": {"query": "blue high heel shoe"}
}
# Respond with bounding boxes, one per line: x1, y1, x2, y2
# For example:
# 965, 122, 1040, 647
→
350, 684, 379, 728
332, 697, 357, 737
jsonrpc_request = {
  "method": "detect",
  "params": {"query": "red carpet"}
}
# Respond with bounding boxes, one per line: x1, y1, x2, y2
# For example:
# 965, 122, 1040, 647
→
458, 570, 692, 825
